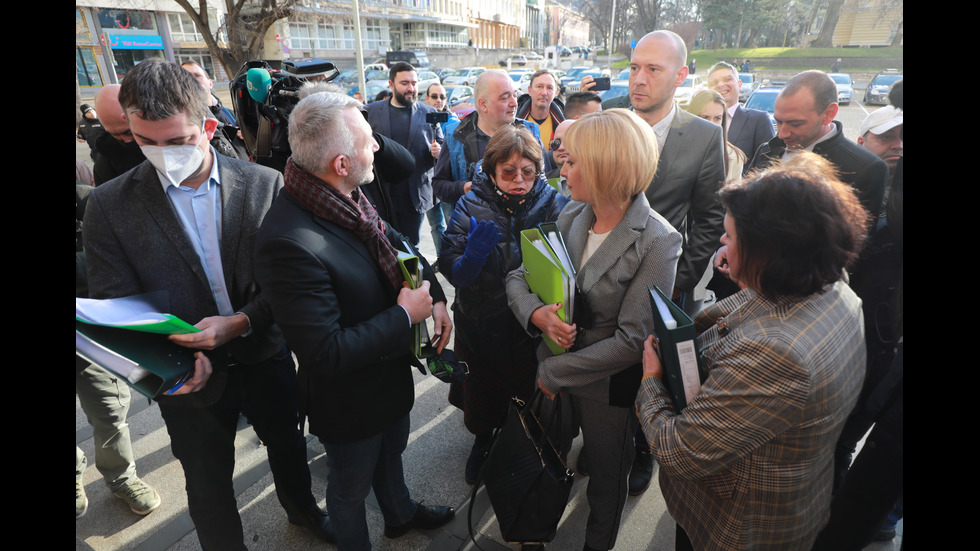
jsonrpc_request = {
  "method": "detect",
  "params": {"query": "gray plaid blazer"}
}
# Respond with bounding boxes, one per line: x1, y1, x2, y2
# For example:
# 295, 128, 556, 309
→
636, 282, 866, 550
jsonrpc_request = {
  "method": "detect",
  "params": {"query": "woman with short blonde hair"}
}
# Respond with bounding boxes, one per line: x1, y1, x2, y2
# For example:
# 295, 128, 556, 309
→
506, 108, 682, 550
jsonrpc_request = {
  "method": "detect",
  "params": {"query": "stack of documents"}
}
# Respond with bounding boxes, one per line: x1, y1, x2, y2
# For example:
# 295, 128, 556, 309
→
520, 224, 576, 355
647, 286, 707, 410
75, 293, 199, 398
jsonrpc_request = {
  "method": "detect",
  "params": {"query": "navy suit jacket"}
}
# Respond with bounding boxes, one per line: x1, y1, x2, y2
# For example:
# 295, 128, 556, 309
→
728, 104, 774, 171
365, 99, 444, 214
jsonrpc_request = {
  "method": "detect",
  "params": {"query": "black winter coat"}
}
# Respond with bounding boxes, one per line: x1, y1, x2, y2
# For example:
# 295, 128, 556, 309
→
438, 173, 568, 359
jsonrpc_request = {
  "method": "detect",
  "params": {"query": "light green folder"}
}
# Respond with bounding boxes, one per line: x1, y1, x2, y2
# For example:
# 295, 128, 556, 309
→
520, 228, 574, 355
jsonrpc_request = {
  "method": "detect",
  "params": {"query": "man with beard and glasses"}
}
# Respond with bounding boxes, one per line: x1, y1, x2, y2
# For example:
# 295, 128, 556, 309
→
254, 91, 456, 550
365, 61, 444, 245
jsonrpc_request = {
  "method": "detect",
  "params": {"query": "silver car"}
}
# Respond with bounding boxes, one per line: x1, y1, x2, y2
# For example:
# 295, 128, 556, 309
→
827, 73, 853, 105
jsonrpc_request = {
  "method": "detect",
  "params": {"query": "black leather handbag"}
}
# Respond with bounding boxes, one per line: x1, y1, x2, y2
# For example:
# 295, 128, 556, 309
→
477, 391, 575, 544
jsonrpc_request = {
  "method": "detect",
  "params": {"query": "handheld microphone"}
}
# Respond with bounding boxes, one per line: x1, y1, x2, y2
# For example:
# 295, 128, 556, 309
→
245, 68, 272, 102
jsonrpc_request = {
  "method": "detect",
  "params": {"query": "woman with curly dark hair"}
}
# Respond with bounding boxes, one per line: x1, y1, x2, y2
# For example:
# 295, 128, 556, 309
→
636, 151, 870, 551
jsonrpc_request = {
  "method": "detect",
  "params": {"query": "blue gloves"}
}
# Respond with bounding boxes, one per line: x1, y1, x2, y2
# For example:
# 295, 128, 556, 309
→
452, 217, 502, 287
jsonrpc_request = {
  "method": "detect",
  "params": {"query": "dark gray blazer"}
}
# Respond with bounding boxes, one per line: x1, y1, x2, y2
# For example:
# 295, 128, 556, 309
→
365, 99, 444, 214
83, 154, 285, 405
728, 104, 774, 171
600, 97, 726, 295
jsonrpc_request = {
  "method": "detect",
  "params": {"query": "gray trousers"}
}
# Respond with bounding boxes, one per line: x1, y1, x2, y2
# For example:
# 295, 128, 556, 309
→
76, 359, 137, 491
539, 393, 639, 550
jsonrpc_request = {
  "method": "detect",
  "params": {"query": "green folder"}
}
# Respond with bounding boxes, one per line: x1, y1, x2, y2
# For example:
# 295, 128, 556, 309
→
396, 246, 425, 357
648, 285, 707, 411
76, 321, 196, 399
520, 228, 574, 355
546, 177, 562, 192
76, 294, 200, 335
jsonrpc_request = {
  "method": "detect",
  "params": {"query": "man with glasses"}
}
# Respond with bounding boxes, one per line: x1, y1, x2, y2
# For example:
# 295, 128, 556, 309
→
544, 119, 574, 197
423, 82, 460, 254
91, 84, 146, 185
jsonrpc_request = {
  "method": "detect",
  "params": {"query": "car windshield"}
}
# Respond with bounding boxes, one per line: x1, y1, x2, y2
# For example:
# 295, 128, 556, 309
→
739, 74, 753, 84
745, 90, 778, 113
602, 84, 629, 99
681, 76, 697, 87
830, 74, 851, 84
873, 74, 902, 86
566, 68, 586, 79
509, 73, 527, 82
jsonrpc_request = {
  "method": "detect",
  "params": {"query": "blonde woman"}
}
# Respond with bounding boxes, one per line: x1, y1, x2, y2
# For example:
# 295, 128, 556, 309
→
685, 88, 747, 182
506, 109, 682, 550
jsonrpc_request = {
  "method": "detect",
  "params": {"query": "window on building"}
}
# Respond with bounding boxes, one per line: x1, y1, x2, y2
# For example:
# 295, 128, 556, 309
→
77, 47, 105, 87
97, 9, 156, 31
168, 12, 204, 42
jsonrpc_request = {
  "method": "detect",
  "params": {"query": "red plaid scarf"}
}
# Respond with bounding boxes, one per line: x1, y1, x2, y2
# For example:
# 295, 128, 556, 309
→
284, 157, 402, 292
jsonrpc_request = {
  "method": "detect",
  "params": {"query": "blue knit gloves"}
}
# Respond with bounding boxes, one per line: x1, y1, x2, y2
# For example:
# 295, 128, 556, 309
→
452, 217, 502, 287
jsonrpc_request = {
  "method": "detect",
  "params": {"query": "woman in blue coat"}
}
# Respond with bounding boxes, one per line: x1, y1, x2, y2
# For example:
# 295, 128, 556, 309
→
438, 124, 568, 485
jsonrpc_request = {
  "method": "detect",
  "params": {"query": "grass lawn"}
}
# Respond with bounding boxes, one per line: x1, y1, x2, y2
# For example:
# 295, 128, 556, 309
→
609, 47, 903, 70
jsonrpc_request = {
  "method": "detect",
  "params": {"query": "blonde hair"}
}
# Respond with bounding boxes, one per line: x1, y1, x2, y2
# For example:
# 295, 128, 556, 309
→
562, 108, 659, 205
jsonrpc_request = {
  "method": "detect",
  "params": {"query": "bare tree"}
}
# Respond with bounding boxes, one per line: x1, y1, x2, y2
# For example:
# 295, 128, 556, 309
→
810, 0, 845, 47
174, 0, 302, 77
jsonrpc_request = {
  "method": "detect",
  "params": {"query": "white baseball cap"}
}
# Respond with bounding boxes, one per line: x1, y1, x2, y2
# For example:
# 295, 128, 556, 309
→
859, 106, 903, 136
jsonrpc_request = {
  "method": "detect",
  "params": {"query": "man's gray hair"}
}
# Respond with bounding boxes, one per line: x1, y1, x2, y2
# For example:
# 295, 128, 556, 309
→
288, 92, 362, 175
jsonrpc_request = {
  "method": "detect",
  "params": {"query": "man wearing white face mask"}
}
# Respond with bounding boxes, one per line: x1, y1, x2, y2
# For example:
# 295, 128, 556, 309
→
83, 58, 335, 550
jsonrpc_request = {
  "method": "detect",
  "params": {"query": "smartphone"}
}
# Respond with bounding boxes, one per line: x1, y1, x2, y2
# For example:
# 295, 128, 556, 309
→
592, 77, 611, 91
426, 111, 450, 124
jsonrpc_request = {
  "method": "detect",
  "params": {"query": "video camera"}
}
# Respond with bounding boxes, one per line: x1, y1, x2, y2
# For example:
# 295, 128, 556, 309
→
230, 58, 338, 171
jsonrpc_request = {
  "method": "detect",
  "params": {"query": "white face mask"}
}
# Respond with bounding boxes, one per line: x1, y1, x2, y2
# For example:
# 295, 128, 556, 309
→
141, 123, 207, 186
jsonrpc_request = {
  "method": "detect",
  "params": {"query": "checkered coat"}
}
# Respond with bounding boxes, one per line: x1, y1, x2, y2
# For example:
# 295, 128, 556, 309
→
636, 282, 866, 550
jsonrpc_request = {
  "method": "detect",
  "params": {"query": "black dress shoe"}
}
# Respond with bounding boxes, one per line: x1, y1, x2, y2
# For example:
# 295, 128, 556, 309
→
383, 502, 456, 538
628, 448, 654, 496
287, 505, 336, 544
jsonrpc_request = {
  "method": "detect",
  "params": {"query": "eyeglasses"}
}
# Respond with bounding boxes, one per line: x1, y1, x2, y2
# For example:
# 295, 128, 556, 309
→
499, 166, 538, 182
549, 138, 562, 150
429, 94, 447, 100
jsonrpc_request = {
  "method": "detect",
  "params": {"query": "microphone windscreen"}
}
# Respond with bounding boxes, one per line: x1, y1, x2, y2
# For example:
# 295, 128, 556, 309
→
245, 68, 272, 102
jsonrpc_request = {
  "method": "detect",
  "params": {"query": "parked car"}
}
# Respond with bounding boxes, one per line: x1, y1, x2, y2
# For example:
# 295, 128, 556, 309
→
827, 73, 853, 105
744, 86, 781, 134
444, 66, 486, 87
509, 70, 533, 95
416, 70, 441, 98
616, 68, 631, 80
559, 67, 592, 91
863, 69, 902, 105
445, 85, 474, 107
738, 72, 759, 102
386, 50, 430, 68
673, 74, 705, 107
599, 80, 630, 101
499, 54, 527, 67
436, 68, 458, 83
523, 51, 543, 61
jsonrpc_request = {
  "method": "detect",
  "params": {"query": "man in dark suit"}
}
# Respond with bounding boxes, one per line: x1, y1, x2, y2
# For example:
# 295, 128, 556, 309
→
706, 61, 774, 171
365, 61, 444, 245
601, 29, 727, 497
254, 92, 456, 550
748, 70, 887, 222
83, 59, 334, 550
